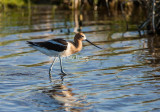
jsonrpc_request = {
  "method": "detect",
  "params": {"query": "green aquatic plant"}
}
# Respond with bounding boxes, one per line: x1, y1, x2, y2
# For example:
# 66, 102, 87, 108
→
0, 0, 25, 7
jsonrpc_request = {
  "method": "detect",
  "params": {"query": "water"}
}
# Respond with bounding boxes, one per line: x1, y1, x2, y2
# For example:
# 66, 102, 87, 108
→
0, 5, 160, 112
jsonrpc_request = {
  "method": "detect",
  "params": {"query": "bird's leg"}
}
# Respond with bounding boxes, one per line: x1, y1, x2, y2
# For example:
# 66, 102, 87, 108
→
49, 57, 57, 74
59, 56, 67, 75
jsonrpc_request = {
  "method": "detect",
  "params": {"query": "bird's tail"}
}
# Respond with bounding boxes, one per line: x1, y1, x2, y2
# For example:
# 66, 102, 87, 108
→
26, 41, 36, 46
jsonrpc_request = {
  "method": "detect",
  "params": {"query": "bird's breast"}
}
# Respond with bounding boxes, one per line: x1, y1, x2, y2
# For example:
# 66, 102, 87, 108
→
60, 42, 82, 57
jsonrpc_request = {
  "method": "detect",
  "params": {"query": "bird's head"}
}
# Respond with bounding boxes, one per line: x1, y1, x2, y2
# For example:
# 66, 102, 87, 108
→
74, 32, 102, 49
74, 32, 86, 41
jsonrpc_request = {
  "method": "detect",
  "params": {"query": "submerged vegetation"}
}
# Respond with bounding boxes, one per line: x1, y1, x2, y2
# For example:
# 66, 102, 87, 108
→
0, 0, 25, 7
0, 0, 160, 35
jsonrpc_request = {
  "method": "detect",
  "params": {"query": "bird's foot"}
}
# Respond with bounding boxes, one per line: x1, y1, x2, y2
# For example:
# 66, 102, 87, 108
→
60, 70, 67, 76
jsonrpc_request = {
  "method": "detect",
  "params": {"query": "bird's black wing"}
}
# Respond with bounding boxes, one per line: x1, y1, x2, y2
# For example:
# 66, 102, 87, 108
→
27, 38, 68, 52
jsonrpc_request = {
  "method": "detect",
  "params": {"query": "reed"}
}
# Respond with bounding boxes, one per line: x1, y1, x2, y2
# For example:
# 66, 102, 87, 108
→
0, 0, 160, 35
0, 0, 25, 7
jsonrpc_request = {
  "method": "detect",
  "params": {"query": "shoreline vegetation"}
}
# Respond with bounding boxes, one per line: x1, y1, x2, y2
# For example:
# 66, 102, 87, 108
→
0, 0, 160, 35
0, 0, 25, 8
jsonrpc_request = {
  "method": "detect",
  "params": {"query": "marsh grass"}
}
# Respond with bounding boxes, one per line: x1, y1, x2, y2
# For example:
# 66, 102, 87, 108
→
1, 0, 160, 35
0, 0, 25, 7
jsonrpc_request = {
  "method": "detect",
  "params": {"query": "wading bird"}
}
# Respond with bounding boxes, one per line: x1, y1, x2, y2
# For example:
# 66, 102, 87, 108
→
27, 33, 102, 74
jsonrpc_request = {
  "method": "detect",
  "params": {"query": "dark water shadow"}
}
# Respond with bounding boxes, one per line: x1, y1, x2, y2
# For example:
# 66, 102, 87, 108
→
19, 60, 50, 67
5, 73, 34, 76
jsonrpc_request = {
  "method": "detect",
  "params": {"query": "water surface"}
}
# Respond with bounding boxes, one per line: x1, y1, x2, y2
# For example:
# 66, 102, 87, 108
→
0, 5, 160, 112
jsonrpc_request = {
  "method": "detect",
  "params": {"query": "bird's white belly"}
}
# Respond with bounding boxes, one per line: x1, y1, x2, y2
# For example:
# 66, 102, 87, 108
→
31, 42, 73, 57
60, 43, 72, 57
32, 46, 60, 57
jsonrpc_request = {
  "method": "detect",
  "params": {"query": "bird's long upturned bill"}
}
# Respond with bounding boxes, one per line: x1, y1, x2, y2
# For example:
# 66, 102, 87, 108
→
85, 39, 102, 49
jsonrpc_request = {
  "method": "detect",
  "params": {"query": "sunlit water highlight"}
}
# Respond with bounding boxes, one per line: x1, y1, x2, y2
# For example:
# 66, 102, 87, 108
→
0, 5, 160, 112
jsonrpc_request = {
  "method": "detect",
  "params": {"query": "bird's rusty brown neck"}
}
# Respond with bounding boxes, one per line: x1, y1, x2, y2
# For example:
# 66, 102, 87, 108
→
73, 38, 83, 52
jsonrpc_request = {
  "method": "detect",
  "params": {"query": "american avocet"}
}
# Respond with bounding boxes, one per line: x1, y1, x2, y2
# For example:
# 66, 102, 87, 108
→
27, 33, 102, 74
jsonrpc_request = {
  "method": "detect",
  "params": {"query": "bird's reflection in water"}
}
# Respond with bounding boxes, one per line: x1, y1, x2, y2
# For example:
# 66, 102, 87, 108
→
45, 76, 91, 112
49, 73, 66, 83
